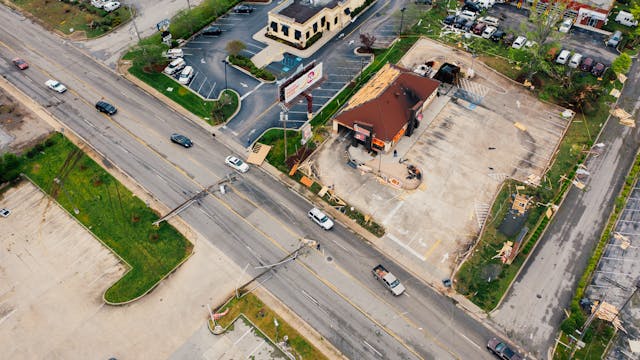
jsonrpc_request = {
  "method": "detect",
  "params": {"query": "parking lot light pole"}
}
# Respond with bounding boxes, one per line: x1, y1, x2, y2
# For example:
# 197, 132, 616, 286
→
399, 7, 407, 35
222, 59, 228, 91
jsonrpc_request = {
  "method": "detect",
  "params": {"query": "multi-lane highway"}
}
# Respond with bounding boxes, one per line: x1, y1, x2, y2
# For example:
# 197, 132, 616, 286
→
0, 4, 498, 359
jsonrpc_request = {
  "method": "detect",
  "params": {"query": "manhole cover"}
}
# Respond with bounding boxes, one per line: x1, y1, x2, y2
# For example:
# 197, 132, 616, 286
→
326, 256, 333, 262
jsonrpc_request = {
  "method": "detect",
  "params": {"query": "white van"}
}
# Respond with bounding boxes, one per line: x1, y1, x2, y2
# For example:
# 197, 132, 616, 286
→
308, 207, 334, 230
178, 66, 194, 85
165, 49, 184, 59
615, 10, 638, 27
568, 53, 582, 68
556, 50, 571, 65
479, 16, 500, 27
482, 26, 497, 39
458, 10, 477, 22
164, 58, 186, 75
103, 1, 121, 12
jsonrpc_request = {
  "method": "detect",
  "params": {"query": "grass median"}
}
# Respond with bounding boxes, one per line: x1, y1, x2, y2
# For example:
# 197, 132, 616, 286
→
22, 133, 193, 303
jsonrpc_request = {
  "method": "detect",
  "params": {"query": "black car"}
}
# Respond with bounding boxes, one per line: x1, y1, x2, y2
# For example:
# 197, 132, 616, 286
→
170, 133, 193, 148
591, 62, 606, 77
502, 34, 515, 46
463, 20, 476, 32
463, 0, 481, 13
233, 5, 254, 13
487, 338, 523, 360
443, 15, 456, 26
95, 100, 117, 115
453, 17, 468, 29
415, 0, 432, 4
202, 26, 222, 36
490, 30, 506, 42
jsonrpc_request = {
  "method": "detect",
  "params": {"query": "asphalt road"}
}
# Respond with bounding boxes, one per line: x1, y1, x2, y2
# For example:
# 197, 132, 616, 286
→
491, 56, 640, 358
0, 4, 499, 360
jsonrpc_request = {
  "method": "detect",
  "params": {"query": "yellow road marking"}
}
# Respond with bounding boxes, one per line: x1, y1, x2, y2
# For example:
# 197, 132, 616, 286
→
423, 238, 442, 260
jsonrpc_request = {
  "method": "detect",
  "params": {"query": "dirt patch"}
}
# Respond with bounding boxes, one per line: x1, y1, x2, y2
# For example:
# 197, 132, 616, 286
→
0, 89, 53, 155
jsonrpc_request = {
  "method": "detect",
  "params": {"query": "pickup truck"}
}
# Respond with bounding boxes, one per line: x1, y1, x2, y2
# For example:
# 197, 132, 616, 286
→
372, 264, 406, 296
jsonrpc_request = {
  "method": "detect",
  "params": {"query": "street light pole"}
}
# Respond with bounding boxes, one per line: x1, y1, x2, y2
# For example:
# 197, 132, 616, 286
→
222, 59, 228, 91
399, 7, 407, 35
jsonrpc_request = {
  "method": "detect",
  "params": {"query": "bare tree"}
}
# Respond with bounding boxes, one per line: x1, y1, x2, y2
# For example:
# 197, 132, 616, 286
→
226, 40, 246, 57
359, 33, 376, 52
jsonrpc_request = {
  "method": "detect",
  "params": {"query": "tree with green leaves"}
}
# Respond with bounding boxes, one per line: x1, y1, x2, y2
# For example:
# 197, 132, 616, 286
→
226, 40, 246, 56
521, 0, 568, 80
612, 53, 632, 74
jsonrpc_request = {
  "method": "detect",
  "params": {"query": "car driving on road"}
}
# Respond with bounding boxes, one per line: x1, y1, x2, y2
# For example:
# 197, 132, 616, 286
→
225, 155, 249, 173
487, 338, 523, 360
12, 58, 28, 70
95, 100, 117, 115
170, 133, 193, 148
308, 207, 334, 230
45, 79, 67, 93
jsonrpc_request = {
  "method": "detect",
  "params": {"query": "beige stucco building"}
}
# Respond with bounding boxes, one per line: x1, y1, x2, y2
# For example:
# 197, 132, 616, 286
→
267, 0, 367, 49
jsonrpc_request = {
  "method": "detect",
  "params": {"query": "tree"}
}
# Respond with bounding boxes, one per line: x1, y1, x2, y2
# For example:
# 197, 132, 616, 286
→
521, 0, 568, 80
226, 40, 246, 57
359, 33, 376, 52
132, 44, 165, 70
611, 53, 632, 74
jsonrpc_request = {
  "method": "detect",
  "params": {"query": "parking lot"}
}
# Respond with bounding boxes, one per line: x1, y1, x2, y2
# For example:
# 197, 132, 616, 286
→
586, 180, 640, 359
312, 38, 570, 283
486, 3, 618, 65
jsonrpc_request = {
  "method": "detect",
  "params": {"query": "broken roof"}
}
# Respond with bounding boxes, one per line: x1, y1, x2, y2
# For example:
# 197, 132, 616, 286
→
335, 64, 440, 142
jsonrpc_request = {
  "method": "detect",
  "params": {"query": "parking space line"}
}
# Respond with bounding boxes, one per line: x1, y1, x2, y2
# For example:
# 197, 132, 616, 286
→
423, 239, 442, 260
233, 328, 253, 345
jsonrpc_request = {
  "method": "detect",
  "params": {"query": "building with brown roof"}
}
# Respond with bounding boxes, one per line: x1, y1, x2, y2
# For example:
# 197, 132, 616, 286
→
267, 0, 367, 49
332, 63, 440, 153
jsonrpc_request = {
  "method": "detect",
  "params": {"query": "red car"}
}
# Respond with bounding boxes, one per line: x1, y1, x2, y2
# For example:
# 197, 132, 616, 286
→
12, 58, 28, 70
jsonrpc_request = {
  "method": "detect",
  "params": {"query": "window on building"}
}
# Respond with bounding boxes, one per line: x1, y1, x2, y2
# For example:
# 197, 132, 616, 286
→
306, 31, 310, 39
321, 17, 326, 27
344, 8, 351, 15
294, 30, 301, 40
313, 23, 318, 33
334, 17, 338, 24
282, 25, 289, 36
270, 21, 278, 32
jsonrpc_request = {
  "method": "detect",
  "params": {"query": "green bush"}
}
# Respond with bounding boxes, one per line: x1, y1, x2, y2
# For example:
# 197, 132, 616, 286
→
228, 55, 275, 81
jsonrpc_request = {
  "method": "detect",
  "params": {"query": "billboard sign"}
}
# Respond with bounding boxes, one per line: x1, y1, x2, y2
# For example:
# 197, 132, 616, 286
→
283, 62, 323, 104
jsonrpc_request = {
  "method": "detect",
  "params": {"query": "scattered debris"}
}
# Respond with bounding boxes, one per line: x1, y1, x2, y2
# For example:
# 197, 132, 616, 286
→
611, 107, 635, 127
591, 300, 626, 333
513, 122, 527, 131
610, 88, 621, 98
561, 109, 575, 119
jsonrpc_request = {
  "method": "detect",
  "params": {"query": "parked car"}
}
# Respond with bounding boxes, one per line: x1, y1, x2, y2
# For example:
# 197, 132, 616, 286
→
170, 133, 193, 148
482, 26, 497, 39
202, 25, 222, 36
463, 20, 476, 32
458, 9, 477, 22
103, 1, 120, 12
487, 338, 523, 360
556, 50, 571, 64
607, 30, 622, 47
502, 33, 515, 46
178, 66, 194, 85
568, 53, 583, 69
463, 0, 481, 13
91, 0, 106, 8
164, 48, 183, 59
591, 62, 606, 77
95, 100, 117, 115
163, 57, 186, 75
454, 17, 469, 29
512, 36, 526, 49
233, 5, 254, 13
12, 58, 28, 70
443, 15, 456, 26
225, 155, 249, 173
308, 207, 334, 230
0, 208, 10, 217
45, 79, 67, 93
490, 29, 505, 42
472, 22, 487, 35
415, 0, 432, 4
478, 16, 500, 27
580, 57, 594, 72
559, 18, 572, 33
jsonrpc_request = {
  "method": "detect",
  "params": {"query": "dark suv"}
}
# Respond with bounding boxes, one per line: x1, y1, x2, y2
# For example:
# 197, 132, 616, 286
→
490, 30, 505, 42
95, 101, 117, 115
202, 26, 222, 36
591, 62, 606, 77
443, 15, 456, 26
233, 5, 254, 13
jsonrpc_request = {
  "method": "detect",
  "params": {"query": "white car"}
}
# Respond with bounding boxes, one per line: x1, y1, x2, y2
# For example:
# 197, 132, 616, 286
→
512, 36, 527, 49
164, 58, 186, 75
225, 156, 249, 173
308, 207, 334, 230
0, 208, 10, 217
164, 49, 184, 59
91, 0, 106, 8
482, 26, 497, 39
45, 79, 67, 93
178, 66, 194, 85
559, 18, 572, 33
103, 1, 121, 12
